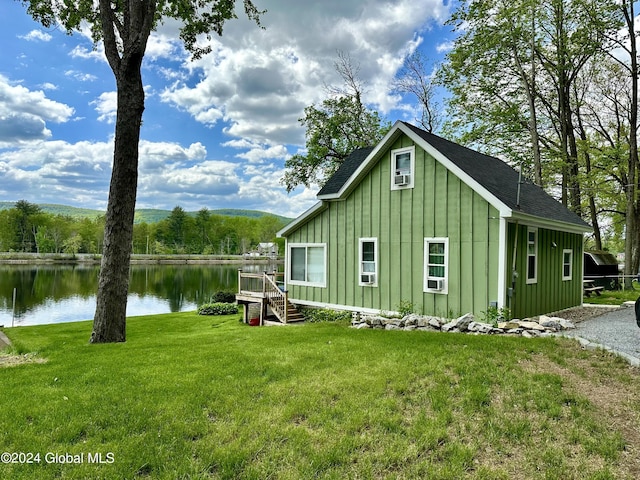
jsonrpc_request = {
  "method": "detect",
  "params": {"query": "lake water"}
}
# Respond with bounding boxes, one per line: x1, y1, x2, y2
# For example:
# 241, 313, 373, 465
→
0, 263, 278, 327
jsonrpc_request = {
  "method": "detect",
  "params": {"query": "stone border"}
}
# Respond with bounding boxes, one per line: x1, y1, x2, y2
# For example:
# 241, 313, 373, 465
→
351, 312, 576, 337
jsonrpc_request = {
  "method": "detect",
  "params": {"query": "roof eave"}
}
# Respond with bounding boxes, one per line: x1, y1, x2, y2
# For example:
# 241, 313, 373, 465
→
277, 201, 327, 238
506, 210, 592, 234
322, 120, 407, 200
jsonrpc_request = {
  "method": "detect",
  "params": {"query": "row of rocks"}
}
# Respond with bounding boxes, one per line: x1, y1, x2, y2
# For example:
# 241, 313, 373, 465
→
351, 312, 576, 337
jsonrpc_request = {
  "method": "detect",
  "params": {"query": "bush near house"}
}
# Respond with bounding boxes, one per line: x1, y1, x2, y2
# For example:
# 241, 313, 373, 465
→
209, 291, 237, 304
197, 302, 238, 316
300, 307, 353, 323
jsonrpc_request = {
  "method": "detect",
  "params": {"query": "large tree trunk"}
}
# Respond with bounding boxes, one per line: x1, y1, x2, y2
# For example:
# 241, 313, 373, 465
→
622, 0, 639, 289
90, 64, 144, 343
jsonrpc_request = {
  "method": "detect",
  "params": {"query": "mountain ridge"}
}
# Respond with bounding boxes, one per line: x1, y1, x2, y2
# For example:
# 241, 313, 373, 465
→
0, 202, 292, 224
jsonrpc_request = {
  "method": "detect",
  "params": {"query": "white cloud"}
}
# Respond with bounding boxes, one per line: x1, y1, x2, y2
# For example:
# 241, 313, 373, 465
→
436, 41, 455, 54
0, 75, 74, 145
236, 144, 289, 164
159, 0, 450, 150
64, 70, 98, 82
19, 30, 52, 42
91, 91, 117, 123
0, 0, 454, 219
69, 44, 104, 62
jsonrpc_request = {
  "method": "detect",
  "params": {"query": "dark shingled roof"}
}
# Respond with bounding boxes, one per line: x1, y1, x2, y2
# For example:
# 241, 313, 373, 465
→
401, 122, 588, 228
317, 147, 374, 197
317, 121, 589, 229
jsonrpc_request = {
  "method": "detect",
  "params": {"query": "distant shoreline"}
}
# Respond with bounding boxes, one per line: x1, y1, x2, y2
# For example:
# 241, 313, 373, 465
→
0, 253, 283, 265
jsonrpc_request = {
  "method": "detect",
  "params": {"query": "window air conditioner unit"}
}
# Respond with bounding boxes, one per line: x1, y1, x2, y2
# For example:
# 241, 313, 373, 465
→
394, 174, 410, 186
361, 273, 375, 284
428, 279, 445, 291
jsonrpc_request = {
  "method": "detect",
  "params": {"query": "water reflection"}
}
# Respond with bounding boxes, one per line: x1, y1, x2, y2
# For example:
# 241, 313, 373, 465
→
0, 263, 277, 327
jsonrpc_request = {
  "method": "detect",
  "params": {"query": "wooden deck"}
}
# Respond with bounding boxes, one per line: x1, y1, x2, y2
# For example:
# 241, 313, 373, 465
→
236, 270, 304, 325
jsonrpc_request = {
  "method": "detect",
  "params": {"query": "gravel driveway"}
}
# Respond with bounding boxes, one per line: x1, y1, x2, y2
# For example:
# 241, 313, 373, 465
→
561, 305, 640, 364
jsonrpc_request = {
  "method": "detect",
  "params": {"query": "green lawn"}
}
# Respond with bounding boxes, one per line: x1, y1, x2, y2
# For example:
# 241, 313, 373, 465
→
584, 286, 640, 305
1, 313, 639, 479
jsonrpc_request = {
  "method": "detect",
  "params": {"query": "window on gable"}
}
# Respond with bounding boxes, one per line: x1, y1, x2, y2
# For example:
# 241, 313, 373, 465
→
424, 238, 448, 294
562, 249, 573, 281
391, 146, 415, 190
288, 243, 326, 287
359, 238, 377, 286
526, 227, 537, 284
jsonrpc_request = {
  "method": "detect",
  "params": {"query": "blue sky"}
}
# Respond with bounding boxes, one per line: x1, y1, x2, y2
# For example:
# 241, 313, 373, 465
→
0, 0, 456, 218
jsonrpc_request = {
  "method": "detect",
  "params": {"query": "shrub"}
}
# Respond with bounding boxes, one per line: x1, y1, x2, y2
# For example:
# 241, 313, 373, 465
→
210, 291, 237, 303
396, 300, 415, 317
198, 302, 239, 316
300, 307, 352, 323
481, 306, 511, 326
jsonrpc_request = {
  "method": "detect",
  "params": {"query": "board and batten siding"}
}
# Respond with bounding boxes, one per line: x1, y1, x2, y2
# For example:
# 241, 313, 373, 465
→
506, 223, 583, 319
285, 135, 502, 318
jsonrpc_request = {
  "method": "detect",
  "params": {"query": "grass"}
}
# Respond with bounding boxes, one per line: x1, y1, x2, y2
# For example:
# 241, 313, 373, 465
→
583, 283, 640, 305
1, 313, 640, 479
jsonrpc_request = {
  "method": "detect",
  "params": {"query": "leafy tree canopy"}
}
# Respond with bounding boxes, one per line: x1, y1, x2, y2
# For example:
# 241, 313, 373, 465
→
281, 96, 390, 192
281, 52, 391, 192
22, 0, 263, 60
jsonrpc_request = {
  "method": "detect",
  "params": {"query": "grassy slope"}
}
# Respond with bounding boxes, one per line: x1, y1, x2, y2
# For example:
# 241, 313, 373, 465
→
1, 314, 639, 479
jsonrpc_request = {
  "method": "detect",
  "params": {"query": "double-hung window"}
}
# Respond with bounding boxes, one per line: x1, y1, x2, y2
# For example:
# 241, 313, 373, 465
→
526, 227, 538, 284
424, 238, 448, 294
359, 238, 378, 286
562, 249, 573, 281
391, 146, 415, 190
288, 243, 326, 287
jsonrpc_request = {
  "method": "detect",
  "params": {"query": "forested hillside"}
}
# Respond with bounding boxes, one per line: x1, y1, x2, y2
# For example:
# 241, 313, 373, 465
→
0, 202, 290, 224
0, 201, 290, 255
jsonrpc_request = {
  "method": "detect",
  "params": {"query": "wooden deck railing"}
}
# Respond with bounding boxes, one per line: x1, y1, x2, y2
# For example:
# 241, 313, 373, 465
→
238, 270, 265, 294
237, 270, 289, 323
263, 273, 288, 323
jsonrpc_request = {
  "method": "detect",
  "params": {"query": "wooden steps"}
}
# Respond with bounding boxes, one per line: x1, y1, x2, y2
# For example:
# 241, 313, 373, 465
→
236, 270, 305, 325
284, 304, 304, 323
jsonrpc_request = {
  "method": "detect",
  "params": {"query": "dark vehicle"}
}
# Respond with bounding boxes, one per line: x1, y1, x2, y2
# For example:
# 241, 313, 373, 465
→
583, 250, 619, 290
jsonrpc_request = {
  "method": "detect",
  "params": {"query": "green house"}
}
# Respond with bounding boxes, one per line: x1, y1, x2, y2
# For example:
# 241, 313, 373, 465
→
277, 121, 591, 319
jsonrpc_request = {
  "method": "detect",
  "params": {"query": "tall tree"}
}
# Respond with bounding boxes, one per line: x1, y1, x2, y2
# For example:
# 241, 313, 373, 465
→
392, 52, 442, 134
583, 0, 639, 285
21, 0, 263, 342
195, 208, 211, 253
13, 200, 42, 252
281, 52, 390, 192
442, 0, 619, 215
441, 0, 547, 183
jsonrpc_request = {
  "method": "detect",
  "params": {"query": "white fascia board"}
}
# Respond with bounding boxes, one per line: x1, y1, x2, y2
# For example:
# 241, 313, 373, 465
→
317, 120, 406, 201
399, 123, 513, 218
497, 217, 508, 309
507, 210, 591, 234
319, 121, 513, 217
277, 201, 327, 238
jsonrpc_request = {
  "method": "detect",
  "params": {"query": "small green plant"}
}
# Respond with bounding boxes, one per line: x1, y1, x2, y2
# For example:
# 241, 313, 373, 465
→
197, 302, 239, 316
210, 290, 237, 303
481, 305, 511, 326
396, 300, 415, 317
300, 307, 352, 323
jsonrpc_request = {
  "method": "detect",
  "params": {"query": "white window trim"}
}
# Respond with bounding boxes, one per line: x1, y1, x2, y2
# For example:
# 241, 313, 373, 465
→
562, 249, 573, 281
287, 243, 327, 287
424, 237, 449, 294
358, 237, 378, 287
526, 227, 538, 284
390, 146, 415, 190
